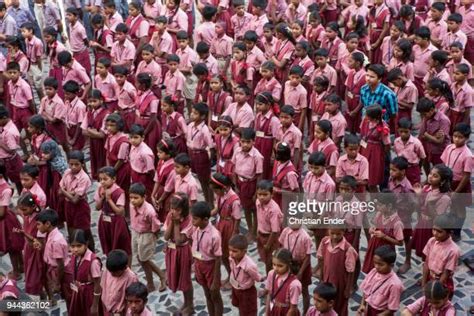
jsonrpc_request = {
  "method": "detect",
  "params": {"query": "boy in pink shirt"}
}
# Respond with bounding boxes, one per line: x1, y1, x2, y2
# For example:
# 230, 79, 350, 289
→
125, 282, 154, 316
6, 62, 35, 133
335, 134, 369, 192
65, 8, 91, 74
449, 63, 474, 130
320, 94, 347, 148
196, 42, 219, 75
111, 23, 137, 73
173, 153, 199, 204
129, 183, 166, 293
95, 57, 118, 110
195, 6, 217, 45
150, 16, 175, 68
387, 67, 419, 127
446, 42, 473, 83
63, 81, 87, 150
311, 48, 337, 93
101, 250, 139, 314
113, 66, 137, 132
164, 54, 186, 102
210, 22, 233, 76
222, 85, 255, 131
249, 0, 269, 38
135, 45, 162, 94
285, 0, 307, 23
284, 66, 307, 131
58, 51, 92, 100
20, 164, 47, 208
424, 3, 447, 48
104, 1, 123, 32
187, 202, 223, 316
176, 31, 199, 107
413, 26, 438, 95
129, 125, 155, 198
36, 209, 69, 304
442, 13, 468, 51
306, 283, 338, 316
231, 0, 252, 40
21, 23, 44, 99
0, 106, 23, 191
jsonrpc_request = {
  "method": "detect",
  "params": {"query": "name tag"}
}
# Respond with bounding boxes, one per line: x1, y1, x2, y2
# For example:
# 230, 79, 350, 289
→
256, 131, 265, 138
347, 91, 354, 99
360, 139, 368, 148
312, 114, 319, 122
218, 159, 226, 168
70, 282, 79, 292
102, 215, 112, 223
167, 241, 176, 249
192, 250, 203, 260
371, 22, 378, 28
229, 276, 239, 289
212, 114, 219, 122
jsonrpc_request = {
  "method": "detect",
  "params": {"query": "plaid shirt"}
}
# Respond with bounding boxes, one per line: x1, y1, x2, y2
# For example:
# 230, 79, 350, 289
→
360, 83, 398, 121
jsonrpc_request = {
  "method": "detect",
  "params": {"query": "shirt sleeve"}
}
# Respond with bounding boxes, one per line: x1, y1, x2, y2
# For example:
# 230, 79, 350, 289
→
90, 258, 102, 278
117, 142, 130, 160
288, 280, 302, 305
344, 246, 357, 272
386, 283, 403, 311
246, 261, 262, 282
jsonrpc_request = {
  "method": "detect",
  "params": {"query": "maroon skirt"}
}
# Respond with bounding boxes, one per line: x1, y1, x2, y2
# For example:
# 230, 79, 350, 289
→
237, 178, 257, 210
118, 109, 136, 132
136, 118, 161, 156
12, 107, 33, 131
257, 232, 279, 266
98, 213, 132, 256
68, 125, 86, 150
3, 153, 23, 188
171, 135, 187, 154
216, 218, 234, 257
366, 305, 384, 316
414, 76, 424, 97
322, 9, 339, 24
370, 31, 383, 64
105, 100, 118, 112
46, 121, 67, 145
448, 109, 466, 135
165, 243, 193, 292
362, 237, 394, 274
154, 186, 172, 223
406, 164, 421, 186
116, 163, 131, 193
231, 286, 258, 315
255, 137, 274, 180
90, 138, 107, 180
344, 229, 360, 253
464, 37, 474, 64
361, 143, 384, 186
194, 259, 216, 288
49, 66, 64, 98
67, 281, 95, 316
295, 259, 312, 287
64, 198, 91, 230
47, 170, 62, 222
24, 242, 46, 295
0, 210, 25, 253
189, 150, 211, 180
73, 50, 91, 75
130, 170, 154, 200
412, 217, 433, 258
345, 99, 362, 134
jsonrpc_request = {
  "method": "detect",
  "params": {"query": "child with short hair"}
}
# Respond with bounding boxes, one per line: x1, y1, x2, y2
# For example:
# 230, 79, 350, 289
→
423, 50, 451, 85
214, 116, 239, 178
243, 30, 266, 89
150, 16, 175, 71
129, 124, 155, 199
211, 22, 233, 77
36, 209, 69, 304
222, 84, 255, 131
284, 65, 307, 131
276, 106, 303, 171
231, 128, 263, 241
387, 67, 418, 128
311, 48, 337, 93
308, 120, 339, 178
446, 42, 473, 83
272, 143, 299, 207
113, 65, 137, 132
44, 27, 66, 96
95, 167, 132, 257
193, 63, 211, 104
175, 31, 199, 111
412, 26, 437, 96
231, 0, 253, 40
40, 77, 67, 151
125, 282, 153, 315
336, 176, 363, 252
309, 76, 330, 135
188, 201, 223, 315
335, 134, 369, 192
90, 14, 113, 63
228, 234, 261, 315
20, 164, 47, 208
320, 94, 347, 148
196, 5, 217, 45
306, 282, 338, 316
163, 193, 194, 313
358, 245, 404, 315
249, 0, 269, 38
402, 280, 455, 315
442, 13, 467, 50
136, 44, 162, 90
21, 22, 44, 99
316, 228, 357, 316
173, 153, 199, 205
111, 23, 136, 72
63, 80, 87, 150
449, 63, 473, 130
0, 107, 23, 193
230, 42, 250, 89
196, 41, 219, 75
424, 3, 447, 47
100, 249, 138, 314
256, 180, 283, 273
65, 8, 91, 74
129, 182, 166, 292
254, 61, 282, 102
7, 62, 35, 134
58, 51, 92, 101
164, 54, 186, 113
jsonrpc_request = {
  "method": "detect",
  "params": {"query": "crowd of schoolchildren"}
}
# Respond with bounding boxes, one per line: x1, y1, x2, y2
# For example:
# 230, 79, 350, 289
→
0, 0, 472, 314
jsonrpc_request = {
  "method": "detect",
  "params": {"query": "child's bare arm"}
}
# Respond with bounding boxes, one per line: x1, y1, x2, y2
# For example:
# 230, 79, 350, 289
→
211, 256, 221, 291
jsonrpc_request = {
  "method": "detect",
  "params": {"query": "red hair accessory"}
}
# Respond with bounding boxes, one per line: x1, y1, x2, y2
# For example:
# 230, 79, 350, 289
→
211, 175, 226, 188
220, 74, 228, 82
272, 103, 281, 115
161, 139, 169, 149
376, 125, 390, 135
31, 194, 39, 206
171, 95, 178, 102
173, 194, 182, 201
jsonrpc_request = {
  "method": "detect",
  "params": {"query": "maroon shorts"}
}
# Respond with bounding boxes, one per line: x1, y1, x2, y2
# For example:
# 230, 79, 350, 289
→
73, 50, 91, 75
189, 150, 211, 180
231, 286, 258, 315
406, 164, 421, 186
237, 178, 257, 210
2, 153, 23, 186
12, 107, 33, 131
194, 259, 216, 288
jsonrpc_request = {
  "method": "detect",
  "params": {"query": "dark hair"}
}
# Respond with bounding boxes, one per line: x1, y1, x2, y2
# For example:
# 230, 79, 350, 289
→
256, 179, 273, 192
157, 139, 176, 157
70, 229, 88, 245
431, 50, 449, 66
433, 214, 455, 233
367, 64, 385, 78
0, 3, 6, 10
106, 249, 129, 272
130, 182, 146, 196
43, 77, 59, 89
447, 13, 462, 24
289, 65, 304, 77
449, 41, 464, 51
233, 0, 245, 6
392, 20, 406, 34
263, 22, 274, 31
414, 26, 431, 40
313, 282, 337, 301
280, 105, 295, 117
351, 15, 367, 38
125, 282, 148, 302
275, 143, 292, 162
193, 63, 209, 76
129, 124, 145, 137
432, 164, 452, 193
191, 201, 211, 219
141, 44, 154, 54
261, 60, 276, 71
455, 63, 470, 75
176, 30, 189, 40
68, 150, 85, 164
453, 122, 471, 138
6, 62, 20, 72
43, 26, 59, 38
395, 38, 412, 63
112, 65, 129, 76
196, 42, 210, 54
170, 192, 190, 217
129, 1, 143, 11
210, 173, 233, 190
5, 36, 22, 50
235, 84, 250, 96
308, 151, 326, 166
155, 16, 168, 24
192, 102, 209, 117
275, 23, 296, 45
136, 72, 153, 89
91, 13, 105, 25
324, 94, 341, 107
167, 54, 180, 63
233, 41, 247, 52
202, 5, 217, 20
0, 106, 9, 119
28, 115, 46, 131
63, 80, 81, 94
21, 164, 40, 178
426, 79, 454, 107
345, 32, 359, 42
98, 166, 116, 178
252, 0, 267, 10
431, 2, 446, 12
255, 92, 274, 105
391, 156, 408, 170
88, 89, 104, 101
273, 248, 299, 274
325, 21, 342, 38
416, 97, 435, 113
21, 22, 35, 31
365, 104, 383, 121
397, 118, 412, 130
424, 280, 449, 300
35, 209, 59, 226
174, 153, 191, 167
377, 189, 397, 207
295, 40, 310, 54
104, 1, 116, 8
17, 192, 41, 210
228, 234, 248, 250
240, 128, 256, 140
316, 120, 332, 135
340, 175, 357, 188
344, 133, 360, 147
313, 75, 330, 88
386, 67, 403, 82
314, 48, 329, 58
105, 113, 125, 131
66, 7, 80, 16
374, 245, 397, 264
243, 30, 258, 43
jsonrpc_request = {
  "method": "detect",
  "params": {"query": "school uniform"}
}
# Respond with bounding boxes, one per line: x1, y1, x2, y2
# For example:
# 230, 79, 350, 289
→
68, 21, 91, 74
360, 270, 404, 315
143, 1, 162, 29
30, 133, 53, 198
449, 81, 474, 132
62, 60, 91, 92
8, 50, 29, 77
94, 73, 117, 111
176, 45, 199, 100
101, 268, 138, 314
130, 201, 161, 262
231, 12, 253, 40
210, 34, 233, 74
405, 296, 456, 315
22, 182, 47, 209
8, 78, 33, 131
275, 124, 302, 160
418, 110, 451, 165
215, 188, 241, 254
423, 68, 452, 86
115, 80, 137, 132
272, 161, 299, 207
279, 227, 312, 287
125, 14, 150, 48
256, 199, 283, 265
136, 59, 162, 89
25, 35, 44, 93
65, 97, 87, 150
195, 21, 216, 46
215, 134, 239, 178
161, 111, 187, 154
174, 172, 199, 202
111, 39, 136, 73
95, 184, 132, 256
424, 18, 448, 45
446, 58, 473, 83
129, 141, 155, 199
249, 14, 269, 38
394, 79, 418, 126
254, 77, 282, 102
254, 111, 280, 180
320, 36, 344, 68
187, 222, 222, 288
284, 81, 308, 127
0, 180, 24, 255
273, 39, 295, 82
412, 43, 437, 95
368, 4, 391, 64
265, 270, 302, 316
222, 102, 255, 129
208, 90, 232, 130
46, 41, 66, 96
321, 111, 347, 143
388, 59, 415, 82
107, 11, 123, 32
0, 278, 19, 300
186, 121, 213, 180
460, 4, 474, 63
229, 254, 261, 315
442, 29, 468, 51
39, 94, 67, 145
199, 55, 220, 76
311, 64, 337, 90
317, 236, 358, 316
232, 146, 264, 210
105, 132, 131, 191
151, 31, 175, 68
164, 70, 186, 113
306, 307, 338, 316
393, 135, 426, 185
92, 26, 114, 66
153, 159, 175, 222
343, 67, 366, 132
135, 90, 162, 153
262, 35, 277, 59
0, 120, 23, 186
230, 59, 250, 87
335, 153, 369, 192
43, 227, 70, 295
303, 170, 336, 200
59, 169, 91, 231
160, 7, 188, 38
246, 45, 266, 84
284, 3, 307, 24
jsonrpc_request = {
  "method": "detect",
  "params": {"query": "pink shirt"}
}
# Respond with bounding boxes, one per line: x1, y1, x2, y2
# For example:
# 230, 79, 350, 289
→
279, 227, 312, 262
441, 144, 473, 181
126, 307, 153, 316
94, 183, 126, 207
321, 111, 347, 140
229, 254, 261, 290
442, 29, 468, 50
446, 58, 473, 81
425, 18, 448, 44
136, 60, 162, 86
164, 70, 186, 96
380, 36, 398, 68
143, 0, 162, 26
393, 135, 426, 165
388, 59, 414, 81
26, 36, 43, 64
111, 39, 136, 68
199, 55, 219, 76
94, 73, 118, 102
311, 64, 337, 87
107, 11, 123, 32
360, 270, 404, 311
68, 21, 88, 53
450, 81, 474, 112
231, 147, 264, 179
254, 78, 282, 102
341, 4, 369, 23
43, 227, 69, 267
130, 201, 161, 233
231, 12, 253, 40
262, 36, 277, 59
128, 14, 150, 39
256, 199, 283, 234
0, 178, 12, 207
306, 307, 338, 316
308, 138, 339, 166
285, 3, 307, 24
186, 121, 214, 150
150, 31, 175, 65
273, 161, 299, 191
460, 5, 474, 39
265, 270, 302, 305
250, 14, 269, 38
413, 43, 437, 78
335, 153, 369, 182
65, 97, 87, 128
222, 102, 255, 128
303, 171, 336, 200
73, 249, 102, 278
0, 120, 20, 159
255, 111, 281, 138
406, 297, 456, 316
188, 222, 222, 261
176, 46, 199, 72
317, 236, 358, 272
423, 236, 461, 275
422, 186, 451, 215
154, 158, 176, 193
105, 132, 130, 161
130, 142, 155, 174
174, 172, 198, 201
195, 21, 216, 46
63, 60, 91, 87
395, 79, 418, 108
276, 124, 302, 157
216, 188, 241, 220
210, 34, 233, 58
284, 82, 307, 112
39, 94, 67, 122
115, 81, 137, 110
22, 182, 47, 208
8, 78, 33, 109
424, 68, 452, 85
160, 7, 188, 32
100, 268, 138, 313
59, 169, 91, 198
0, 278, 18, 299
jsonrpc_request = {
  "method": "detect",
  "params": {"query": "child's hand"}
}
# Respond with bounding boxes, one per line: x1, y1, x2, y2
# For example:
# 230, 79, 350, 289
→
33, 239, 42, 250
104, 189, 111, 201
373, 230, 385, 239
357, 304, 366, 315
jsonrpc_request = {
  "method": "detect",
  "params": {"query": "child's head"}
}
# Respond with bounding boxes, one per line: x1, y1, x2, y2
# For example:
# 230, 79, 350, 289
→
387, 67, 405, 87
196, 41, 210, 59
166, 0, 179, 10
373, 245, 396, 274
365, 104, 383, 123
125, 282, 149, 315
0, 106, 9, 127
243, 30, 258, 50
251, 0, 267, 15
63, 80, 81, 101
430, 2, 446, 20
209, 173, 232, 196
313, 75, 330, 93
255, 92, 274, 114
324, 22, 340, 40
453, 63, 470, 83
98, 166, 116, 189
272, 248, 297, 275
157, 138, 176, 160
449, 41, 464, 62
233, 0, 246, 15
425, 78, 454, 105
136, 72, 153, 91
112, 65, 129, 85
390, 20, 405, 39
344, 32, 360, 52
209, 75, 225, 93
174, 153, 191, 176
414, 26, 431, 46
263, 22, 274, 39
91, 13, 105, 31
232, 41, 247, 61
324, 94, 341, 115
339, 175, 357, 197
193, 63, 210, 80
129, 124, 145, 147
105, 113, 125, 134
43, 26, 59, 44
6, 36, 21, 55
88, 89, 105, 110
217, 115, 233, 137
170, 192, 190, 219
307, 151, 326, 177
141, 44, 155, 63
191, 201, 211, 228
313, 283, 337, 313
291, 20, 304, 39
423, 281, 450, 309
365, 64, 384, 87
447, 13, 462, 32
399, 4, 415, 21
390, 156, 408, 180
275, 142, 292, 163
128, 1, 142, 17
70, 229, 88, 257
343, 134, 360, 159
0, 3, 6, 18
115, 23, 129, 42
256, 180, 273, 204
202, 5, 217, 21
315, 120, 331, 141
397, 118, 412, 141
43, 77, 58, 98
166, 54, 180, 72
233, 84, 250, 103
416, 97, 436, 119
35, 209, 59, 233
288, 65, 304, 86
65, 7, 80, 23
20, 22, 35, 39
452, 123, 470, 147
260, 60, 276, 78
279, 105, 295, 127
190, 102, 209, 123
348, 15, 366, 38
228, 234, 248, 262
376, 189, 397, 215
104, 0, 116, 14
129, 182, 146, 207
155, 16, 168, 32
327, 228, 345, 244
6, 62, 20, 81
239, 128, 256, 152
428, 164, 452, 192
162, 95, 179, 114
17, 192, 41, 216
432, 214, 454, 242
275, 22, 295, 42
67, 150, 85, 174
176, 30, 190, 50
106, 249, 129, 276
20, 164, 39, 189
27, 114, 46, 135
429, 50, 449, 68
294, 40, 310, 58
40, 139, 64, 164
314, 48, 329, 68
